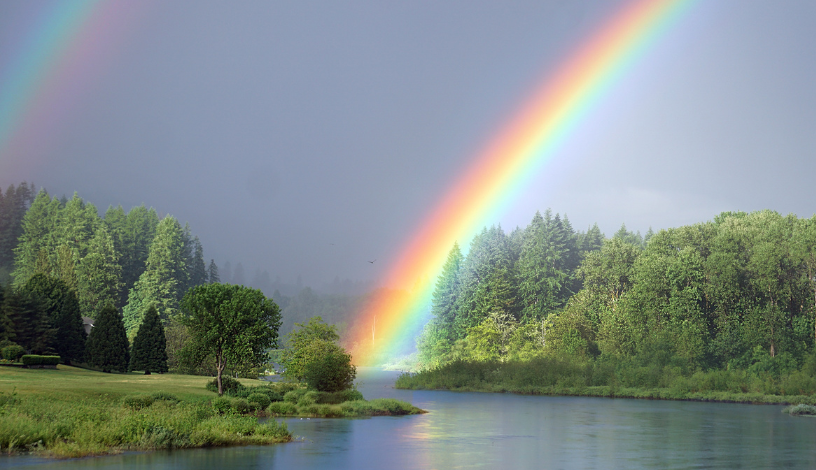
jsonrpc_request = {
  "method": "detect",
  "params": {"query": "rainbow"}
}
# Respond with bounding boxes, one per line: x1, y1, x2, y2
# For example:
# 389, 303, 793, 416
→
348, 0, 696, 365
0, 1, 147, 173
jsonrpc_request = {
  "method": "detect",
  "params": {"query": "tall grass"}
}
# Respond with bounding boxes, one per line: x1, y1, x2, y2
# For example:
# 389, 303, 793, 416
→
395, 355, 816, 405
0, 367, 290, 458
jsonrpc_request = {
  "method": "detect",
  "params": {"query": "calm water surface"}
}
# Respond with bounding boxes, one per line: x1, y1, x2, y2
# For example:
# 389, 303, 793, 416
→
3, 368, 815, 469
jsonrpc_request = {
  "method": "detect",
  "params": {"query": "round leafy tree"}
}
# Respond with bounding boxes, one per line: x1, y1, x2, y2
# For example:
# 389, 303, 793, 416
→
130, 304, 168, 374
181, 283, 281, 395
86, 303, 130, 373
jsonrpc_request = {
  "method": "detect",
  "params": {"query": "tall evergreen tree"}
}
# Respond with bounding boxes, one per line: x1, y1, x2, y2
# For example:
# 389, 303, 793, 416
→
77, 226, 122, 317
189, 237, 208, 288
418, 242, 464, 363
55, 194, 99, 260
86, 303, 129, 373
24, 274, 86, 364
12, 191, 60, 287
208, 259, 220, 283
103, 205, 129, 308
130, 304, 168, 374
2, 287, 55, 354
179, 223, 194, 292
0, 284, 12, 343
122, 216, 187, 335
119, 206, 160, 301
453, 226, 517, 338
0, 182, 35, 281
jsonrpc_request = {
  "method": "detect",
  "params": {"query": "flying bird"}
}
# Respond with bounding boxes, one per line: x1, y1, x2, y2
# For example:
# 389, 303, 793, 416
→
368, 259, 377, 264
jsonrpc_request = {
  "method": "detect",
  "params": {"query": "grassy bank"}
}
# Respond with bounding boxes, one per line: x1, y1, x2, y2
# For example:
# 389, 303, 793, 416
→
0, 366, 290, 458
395, 357, 816, 406
212, 380, 425, 418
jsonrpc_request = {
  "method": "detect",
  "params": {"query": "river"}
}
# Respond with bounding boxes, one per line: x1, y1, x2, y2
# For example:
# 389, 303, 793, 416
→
3, 368, 815, 469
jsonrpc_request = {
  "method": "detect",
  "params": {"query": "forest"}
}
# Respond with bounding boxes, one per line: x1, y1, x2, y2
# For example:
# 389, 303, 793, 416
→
404, 208, 816, 398
0, 183, 366, 370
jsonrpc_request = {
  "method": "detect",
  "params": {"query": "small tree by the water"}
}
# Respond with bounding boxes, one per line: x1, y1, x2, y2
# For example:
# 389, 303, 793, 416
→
281, 317, 356, 392
181, 283, 281, 395
130, 304, 168, 374
86, 303, 129, 373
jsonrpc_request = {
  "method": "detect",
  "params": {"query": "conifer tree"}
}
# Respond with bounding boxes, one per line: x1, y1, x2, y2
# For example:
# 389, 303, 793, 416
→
77, 226, 122, 317
86, 303, 129, 373
418, 242, 464, 363
0, 182, 35, 280
119, 205, 159, 303
12, 191, 60, 287
2, 287, 55, 354
189, 237, 208, 288
130, 304, 168, 374
122, 216, 187, 335
25, 274, 86, 364
453, 226, 517, 338
0, 285, 11, 343
431, 242, 463, 330
54, 244, 78, 292
55, 194, 99, 260
208, 259, 220, 283
103, 205, 129, 308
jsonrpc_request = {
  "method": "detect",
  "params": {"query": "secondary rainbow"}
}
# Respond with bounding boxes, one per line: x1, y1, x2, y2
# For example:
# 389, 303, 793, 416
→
348, 0, 696, 365
0, 1, 147, 174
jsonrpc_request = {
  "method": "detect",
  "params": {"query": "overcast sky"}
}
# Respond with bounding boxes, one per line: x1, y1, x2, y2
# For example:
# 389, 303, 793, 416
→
1, 0, 815, 288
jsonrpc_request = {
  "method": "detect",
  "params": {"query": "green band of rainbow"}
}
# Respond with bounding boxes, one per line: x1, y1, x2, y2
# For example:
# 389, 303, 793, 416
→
348, 0, 696, 365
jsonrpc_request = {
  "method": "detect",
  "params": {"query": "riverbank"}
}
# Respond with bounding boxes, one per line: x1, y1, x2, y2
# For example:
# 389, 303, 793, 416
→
211, 379, 425, 418
395, 358, 816, 406
0, 366, 290, 458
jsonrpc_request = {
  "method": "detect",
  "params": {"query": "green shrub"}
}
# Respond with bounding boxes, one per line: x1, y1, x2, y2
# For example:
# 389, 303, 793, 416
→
122, 395, 154, 410
150, 391, 180, 403
205, 376, 245, 395
1, 345, 25, 362
783, 404, 816, 416
267, 402, 297, 415
283, 388, 308, 403
21, 355, 61, 366
211, 397, 233, 414
322, 389, 363, 403
247, 393, 271, 410
303, 346, 357, 392
298, 391, 320, 406
232, 398, 251, 414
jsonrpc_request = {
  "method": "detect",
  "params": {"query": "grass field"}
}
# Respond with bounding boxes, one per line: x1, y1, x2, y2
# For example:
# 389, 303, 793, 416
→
0, 365, 260, 401
0, 366, 290, 458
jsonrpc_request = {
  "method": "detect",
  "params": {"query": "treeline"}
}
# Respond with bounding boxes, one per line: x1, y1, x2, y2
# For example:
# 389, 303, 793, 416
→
419, 209, 816, 376
0, 184, 224, 364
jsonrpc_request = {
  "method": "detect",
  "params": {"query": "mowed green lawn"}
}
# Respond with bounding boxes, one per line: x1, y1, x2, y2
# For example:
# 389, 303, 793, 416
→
0, 365, 258, 402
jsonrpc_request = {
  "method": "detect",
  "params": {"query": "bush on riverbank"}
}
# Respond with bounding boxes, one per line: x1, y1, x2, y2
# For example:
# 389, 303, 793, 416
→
395, 355, 816, 405
203, 378, 421, 417
266, 396, 422, 418
783, 404, 816, 416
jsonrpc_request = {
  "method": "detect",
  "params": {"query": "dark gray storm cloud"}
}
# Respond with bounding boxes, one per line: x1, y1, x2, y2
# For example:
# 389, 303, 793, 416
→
1, 0, 815, 288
